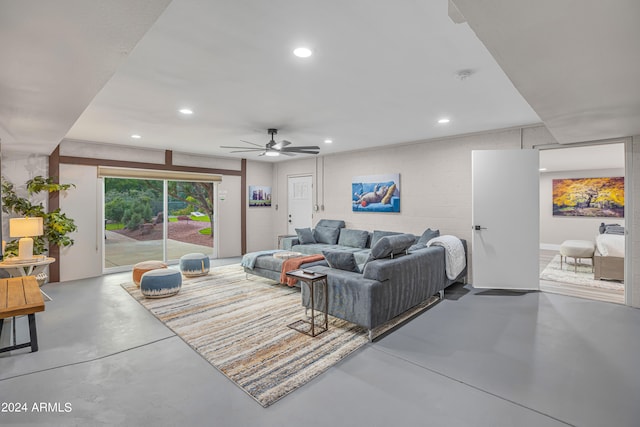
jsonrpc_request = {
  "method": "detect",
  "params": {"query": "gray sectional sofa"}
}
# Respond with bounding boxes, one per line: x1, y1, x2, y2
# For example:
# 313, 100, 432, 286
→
279, 219, 467, 338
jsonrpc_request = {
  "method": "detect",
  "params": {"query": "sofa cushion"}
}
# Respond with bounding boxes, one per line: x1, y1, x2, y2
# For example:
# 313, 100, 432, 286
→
338, 229, 369, 249
314, 225, 340, 244
295, 227, 317, 244
323, 250, 360, 273
370, 234, 416, 259
371, 230, 402, 248
316, 219, 346, 229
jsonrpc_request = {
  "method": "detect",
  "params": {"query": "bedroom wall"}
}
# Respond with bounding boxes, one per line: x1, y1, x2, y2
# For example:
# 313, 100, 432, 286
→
540, 168, 626, 248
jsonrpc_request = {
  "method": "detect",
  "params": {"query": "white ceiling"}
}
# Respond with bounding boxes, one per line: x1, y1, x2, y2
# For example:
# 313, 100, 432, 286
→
453, 0, 640, 144
0, 0, 171, 153
1, 0, 539, 160
0, 1, 637, 161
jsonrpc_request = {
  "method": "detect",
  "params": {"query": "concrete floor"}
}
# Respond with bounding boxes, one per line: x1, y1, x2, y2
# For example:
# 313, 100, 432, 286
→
104, 237, 214, 268
1, 260, 639, 427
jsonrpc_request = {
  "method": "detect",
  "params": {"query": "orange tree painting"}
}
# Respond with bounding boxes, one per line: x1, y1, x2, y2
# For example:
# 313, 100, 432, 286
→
552, 177, 624, 217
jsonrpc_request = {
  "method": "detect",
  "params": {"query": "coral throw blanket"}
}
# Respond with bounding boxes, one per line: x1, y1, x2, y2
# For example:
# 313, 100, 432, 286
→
280, 254, 325, 287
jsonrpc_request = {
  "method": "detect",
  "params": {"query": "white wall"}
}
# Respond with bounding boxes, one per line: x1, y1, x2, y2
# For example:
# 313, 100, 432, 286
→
217, 175, 241, 257
246, 160, 275, 251
540, 168, 625, 248
57, 139, 247, 275
59, 164, 102, 281
1, 151, 49, 253
274, 127, 545, 282
629, 137, 639, 307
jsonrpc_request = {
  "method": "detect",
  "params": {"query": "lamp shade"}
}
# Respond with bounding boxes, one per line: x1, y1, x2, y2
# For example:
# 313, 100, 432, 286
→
9, 217, 44, 238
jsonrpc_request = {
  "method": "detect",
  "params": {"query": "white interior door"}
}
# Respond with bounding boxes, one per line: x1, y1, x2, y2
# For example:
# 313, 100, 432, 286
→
472, 149, 539, 290
288, 175, 313, 234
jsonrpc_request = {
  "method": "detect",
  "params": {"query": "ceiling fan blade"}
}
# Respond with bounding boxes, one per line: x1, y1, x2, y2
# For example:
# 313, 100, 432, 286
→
286, 150, 319, 155
239, 140, 264, 147
220, 145, 263, 150
229, 149, 266, 153
279, 140, 292, 147
281, 145, 320, 151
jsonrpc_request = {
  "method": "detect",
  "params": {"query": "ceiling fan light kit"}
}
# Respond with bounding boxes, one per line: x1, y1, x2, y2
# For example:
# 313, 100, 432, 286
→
220, 128, 320, 157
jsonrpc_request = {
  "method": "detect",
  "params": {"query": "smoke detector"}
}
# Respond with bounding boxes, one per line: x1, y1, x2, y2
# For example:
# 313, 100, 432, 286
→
455, 69, 475, 80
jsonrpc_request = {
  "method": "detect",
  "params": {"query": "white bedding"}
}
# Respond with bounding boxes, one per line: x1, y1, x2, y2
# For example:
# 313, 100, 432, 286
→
595, 234, 625, 258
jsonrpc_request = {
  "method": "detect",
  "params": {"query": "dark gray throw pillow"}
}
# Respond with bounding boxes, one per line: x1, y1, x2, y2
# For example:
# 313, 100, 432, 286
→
314, 225, 340, 244
323, 251, 360, 273
295, 227, 316, 244
370, 234, 416, 259
417, 228, 440, 246
338, 229, 369, 249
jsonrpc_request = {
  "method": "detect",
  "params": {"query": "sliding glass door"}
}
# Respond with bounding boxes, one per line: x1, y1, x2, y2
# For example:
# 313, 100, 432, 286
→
103, 177, 215, 271
166, 180, 214, 261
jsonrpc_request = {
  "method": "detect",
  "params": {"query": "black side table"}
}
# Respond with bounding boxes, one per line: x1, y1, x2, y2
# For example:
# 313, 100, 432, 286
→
286, 269, 328, 337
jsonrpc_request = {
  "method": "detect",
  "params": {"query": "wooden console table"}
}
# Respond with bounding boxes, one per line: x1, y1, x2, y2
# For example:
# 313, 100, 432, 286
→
0, 276, 45, 353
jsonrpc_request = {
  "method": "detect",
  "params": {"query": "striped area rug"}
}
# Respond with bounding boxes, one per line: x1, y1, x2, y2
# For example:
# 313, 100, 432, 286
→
122, 264, 368, 407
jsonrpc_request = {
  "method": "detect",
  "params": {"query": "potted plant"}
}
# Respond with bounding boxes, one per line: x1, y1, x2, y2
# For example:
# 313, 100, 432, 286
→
1, 175, 77, 257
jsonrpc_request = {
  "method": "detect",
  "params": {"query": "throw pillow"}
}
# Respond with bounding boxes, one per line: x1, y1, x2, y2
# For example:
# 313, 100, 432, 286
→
370, 234, 416, 259
417, 228, 440, 246
338, 229, 369, 249
381, 183, 396, 205
323, 251, 360, 273
295, 227, 317, 244
313, 225, 340, 244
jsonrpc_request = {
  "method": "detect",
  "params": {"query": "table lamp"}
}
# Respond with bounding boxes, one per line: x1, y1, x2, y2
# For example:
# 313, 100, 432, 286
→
9, 217, 44, 260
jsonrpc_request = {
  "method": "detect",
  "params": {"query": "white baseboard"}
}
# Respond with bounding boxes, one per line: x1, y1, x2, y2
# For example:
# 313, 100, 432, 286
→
540, 243, 561, 251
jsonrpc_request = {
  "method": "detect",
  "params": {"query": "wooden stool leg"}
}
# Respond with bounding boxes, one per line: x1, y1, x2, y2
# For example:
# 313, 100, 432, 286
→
27, 314, 39, 352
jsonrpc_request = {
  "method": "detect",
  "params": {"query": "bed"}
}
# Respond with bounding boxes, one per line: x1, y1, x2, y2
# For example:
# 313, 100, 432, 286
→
594, 231, 625, 281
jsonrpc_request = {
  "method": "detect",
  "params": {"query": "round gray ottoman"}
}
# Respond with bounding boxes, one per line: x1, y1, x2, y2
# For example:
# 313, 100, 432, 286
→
140, 268, 182, 298
559, 240, 595, 273
179, 253, 210, 277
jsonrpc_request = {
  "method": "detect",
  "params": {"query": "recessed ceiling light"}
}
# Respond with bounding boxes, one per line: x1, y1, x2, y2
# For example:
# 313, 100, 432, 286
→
539, 168, 547, 171
131, 134, 141, 139
324, 139, 333, 144
293, 47, 313, 58
265, 151, 280, 157
438, 118, 451, 124
179, 108, 193, 115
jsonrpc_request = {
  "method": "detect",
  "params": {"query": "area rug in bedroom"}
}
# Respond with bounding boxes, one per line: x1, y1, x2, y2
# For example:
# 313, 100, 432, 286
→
121, 264, 368, 407
540, 254, 624, 291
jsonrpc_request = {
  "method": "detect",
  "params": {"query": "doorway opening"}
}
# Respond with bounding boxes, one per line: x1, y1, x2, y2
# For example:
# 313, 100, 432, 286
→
538, 143, 625, 304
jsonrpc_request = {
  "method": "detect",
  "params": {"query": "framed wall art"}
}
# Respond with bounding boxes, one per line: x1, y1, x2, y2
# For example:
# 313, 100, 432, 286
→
552, 177, 624, 217
352, 173, 400, 213
249, 185, 272, 207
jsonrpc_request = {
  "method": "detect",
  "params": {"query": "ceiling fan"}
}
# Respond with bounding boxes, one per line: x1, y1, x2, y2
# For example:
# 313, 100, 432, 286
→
220, 128, 320, 157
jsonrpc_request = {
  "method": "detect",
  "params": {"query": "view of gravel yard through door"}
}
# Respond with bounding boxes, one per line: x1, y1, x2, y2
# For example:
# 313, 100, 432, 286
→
104, 178, 214, 268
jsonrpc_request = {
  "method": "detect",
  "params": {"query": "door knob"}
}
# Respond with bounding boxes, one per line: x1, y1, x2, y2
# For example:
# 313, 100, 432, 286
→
473, 225, 487, 230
